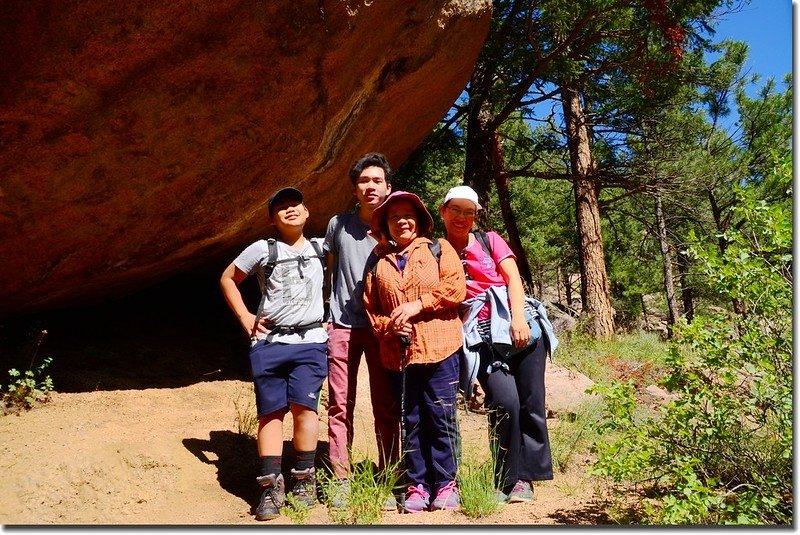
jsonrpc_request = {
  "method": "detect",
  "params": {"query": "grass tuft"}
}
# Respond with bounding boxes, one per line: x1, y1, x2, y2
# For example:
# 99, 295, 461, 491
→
458, 453, 503, 518
549, 398, 604, 473
320, 456, 400, 525
280, 493, 311, 524
232, 386, 258, 437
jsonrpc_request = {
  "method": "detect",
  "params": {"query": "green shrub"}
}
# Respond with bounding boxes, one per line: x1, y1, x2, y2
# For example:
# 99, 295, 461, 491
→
589, 167, 792, 525
3, 356, 54, 410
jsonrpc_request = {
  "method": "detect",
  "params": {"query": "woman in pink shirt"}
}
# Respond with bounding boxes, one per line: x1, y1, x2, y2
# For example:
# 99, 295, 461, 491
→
440, 185, 553, 504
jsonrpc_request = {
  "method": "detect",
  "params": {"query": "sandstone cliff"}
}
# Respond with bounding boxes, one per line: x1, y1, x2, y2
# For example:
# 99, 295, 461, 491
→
0, 0, 491, 317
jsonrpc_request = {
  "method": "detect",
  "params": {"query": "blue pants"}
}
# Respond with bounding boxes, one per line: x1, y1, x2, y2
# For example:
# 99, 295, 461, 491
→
392, 351, 460, 493
477, 340, 552, 490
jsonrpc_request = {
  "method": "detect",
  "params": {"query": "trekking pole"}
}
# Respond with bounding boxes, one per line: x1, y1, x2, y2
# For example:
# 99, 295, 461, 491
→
398, 334, 410, 511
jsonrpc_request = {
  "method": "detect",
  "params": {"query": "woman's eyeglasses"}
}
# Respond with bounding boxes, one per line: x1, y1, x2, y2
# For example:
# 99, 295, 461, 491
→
446, 206, 476, 218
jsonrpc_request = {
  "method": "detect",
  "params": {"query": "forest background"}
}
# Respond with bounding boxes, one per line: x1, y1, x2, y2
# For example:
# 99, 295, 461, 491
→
388, 0, 792, 524
1, 0, 792, 526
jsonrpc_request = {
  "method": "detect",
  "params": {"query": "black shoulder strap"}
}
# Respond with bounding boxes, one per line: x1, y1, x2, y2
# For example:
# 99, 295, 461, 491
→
366, 251, 380, 278
428, 239, 442, 263
367, 240, 443, 278
473, 231, 493, 259
263, 238, 279, 280
309, 238, 325, 272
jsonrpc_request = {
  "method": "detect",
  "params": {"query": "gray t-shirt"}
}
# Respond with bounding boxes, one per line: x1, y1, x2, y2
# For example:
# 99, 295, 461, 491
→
234, 238, 327, 344
323, 212, 378, 329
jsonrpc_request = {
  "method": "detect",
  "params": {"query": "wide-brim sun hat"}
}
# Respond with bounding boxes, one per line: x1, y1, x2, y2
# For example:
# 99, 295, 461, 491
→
443, 185, 482, 210
370, 190, 434, 238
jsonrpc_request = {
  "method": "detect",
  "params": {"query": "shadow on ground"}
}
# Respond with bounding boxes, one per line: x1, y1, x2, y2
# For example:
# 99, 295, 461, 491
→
549, 502, 614, 524
1, 261, 261, 392
182, 433, 333, 512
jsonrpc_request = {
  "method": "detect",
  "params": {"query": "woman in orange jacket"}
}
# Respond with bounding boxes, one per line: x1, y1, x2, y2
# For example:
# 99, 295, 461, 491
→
363, 191, 465, 513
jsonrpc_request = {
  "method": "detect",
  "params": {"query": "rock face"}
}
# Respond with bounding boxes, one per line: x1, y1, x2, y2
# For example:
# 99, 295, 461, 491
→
0, 0, 491, 317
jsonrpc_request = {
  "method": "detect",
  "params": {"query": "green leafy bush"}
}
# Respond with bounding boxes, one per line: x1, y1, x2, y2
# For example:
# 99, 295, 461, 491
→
3, 356, 54, 410
589, 162, 792, 525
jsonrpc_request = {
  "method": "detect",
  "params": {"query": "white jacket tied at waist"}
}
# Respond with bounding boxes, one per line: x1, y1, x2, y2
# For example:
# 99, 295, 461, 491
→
459, 285, 558, 399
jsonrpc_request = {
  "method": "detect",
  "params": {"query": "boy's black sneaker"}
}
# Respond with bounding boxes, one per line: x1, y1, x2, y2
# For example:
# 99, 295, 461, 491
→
255, 473, 285, 520
290, 467, 317, 507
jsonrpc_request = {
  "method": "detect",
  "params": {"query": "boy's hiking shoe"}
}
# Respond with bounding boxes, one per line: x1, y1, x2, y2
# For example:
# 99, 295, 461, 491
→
430, 480, 460, 510
401, 484, 430, 513
255, 473, 285, 521
506, 480, 534, 503
382, 493, 398, 511
328, 478, 350, 509
289, 467, 317, 507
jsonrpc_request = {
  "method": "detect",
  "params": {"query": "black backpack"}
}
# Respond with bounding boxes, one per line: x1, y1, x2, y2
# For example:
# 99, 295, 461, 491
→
251, 238, 326, 337
261, 237, 325, 285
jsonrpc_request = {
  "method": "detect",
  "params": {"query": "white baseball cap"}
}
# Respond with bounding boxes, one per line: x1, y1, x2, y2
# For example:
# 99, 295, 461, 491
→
443, 185, 482, 210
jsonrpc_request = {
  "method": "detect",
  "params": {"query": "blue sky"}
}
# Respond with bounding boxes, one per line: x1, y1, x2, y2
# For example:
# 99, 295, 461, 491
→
710, 0, 793, 91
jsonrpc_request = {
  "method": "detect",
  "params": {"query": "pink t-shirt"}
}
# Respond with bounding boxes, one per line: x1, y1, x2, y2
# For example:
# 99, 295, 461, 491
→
460, 231, 515, 319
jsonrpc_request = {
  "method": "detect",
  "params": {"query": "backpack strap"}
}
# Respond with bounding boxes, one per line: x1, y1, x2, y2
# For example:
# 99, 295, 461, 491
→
262, 238, 279, 281
368, 240, 442, 277
428, 238, 442, 263
309, 238, 325, 272
366, 251, 380, 278
251, 239, 278, 341
472, 230, 493, 259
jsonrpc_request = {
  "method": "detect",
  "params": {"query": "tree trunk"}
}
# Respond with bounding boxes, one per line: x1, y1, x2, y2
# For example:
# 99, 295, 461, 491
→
537, 266, 544, 299
708, 189, 745, 316
561, 84, 615, 338
563, 267, 573, 310
491, 130, 534, 288
676, 249, 694, 323
556, 268, 563, 305
640, 294, 649, 326
464, 101, 494, 231
654, 192, 680, 337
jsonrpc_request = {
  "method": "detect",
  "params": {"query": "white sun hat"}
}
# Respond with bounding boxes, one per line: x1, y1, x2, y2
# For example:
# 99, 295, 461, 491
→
443, 185, 482, 210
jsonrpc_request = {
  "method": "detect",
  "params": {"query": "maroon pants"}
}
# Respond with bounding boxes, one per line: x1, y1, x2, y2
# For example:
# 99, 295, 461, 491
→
326, 323, 400, 478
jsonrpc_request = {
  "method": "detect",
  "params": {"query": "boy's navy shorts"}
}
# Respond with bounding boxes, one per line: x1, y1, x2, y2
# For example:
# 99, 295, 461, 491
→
249, 340, 328, 417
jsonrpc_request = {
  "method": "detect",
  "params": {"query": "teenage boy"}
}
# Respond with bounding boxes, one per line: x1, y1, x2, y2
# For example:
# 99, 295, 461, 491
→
323, 152, 399, 508
220, 187, 328, 521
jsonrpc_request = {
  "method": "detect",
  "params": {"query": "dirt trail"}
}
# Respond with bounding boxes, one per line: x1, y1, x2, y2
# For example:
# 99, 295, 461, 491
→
0, 274, 607, 525
1, 368, 606, 525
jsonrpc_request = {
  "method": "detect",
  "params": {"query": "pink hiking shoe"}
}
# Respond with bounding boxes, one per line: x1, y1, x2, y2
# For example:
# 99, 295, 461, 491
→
431, 480, 460, 510
401, 484, 430, 513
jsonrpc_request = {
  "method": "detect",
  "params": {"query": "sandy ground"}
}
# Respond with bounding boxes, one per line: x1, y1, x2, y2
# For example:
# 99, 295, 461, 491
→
0, 275, 609, 526
1, 373, 607, 526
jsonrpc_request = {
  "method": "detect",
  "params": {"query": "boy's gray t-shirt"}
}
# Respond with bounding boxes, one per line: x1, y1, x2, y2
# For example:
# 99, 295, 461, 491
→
323, 212, 377, 329
234, 237, 327, 344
